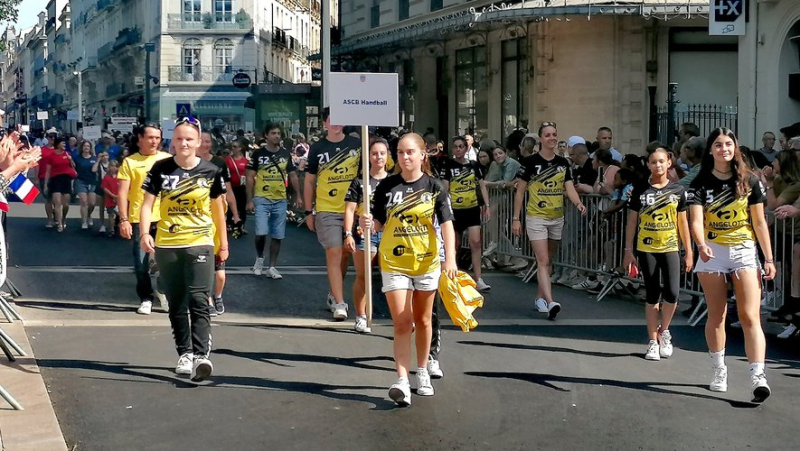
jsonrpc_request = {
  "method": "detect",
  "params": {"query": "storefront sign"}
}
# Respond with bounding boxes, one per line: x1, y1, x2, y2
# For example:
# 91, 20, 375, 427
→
709, 0, 744, 36
232, 72, 252, 89
329, 73, 399, 127
110, 116, 137, 133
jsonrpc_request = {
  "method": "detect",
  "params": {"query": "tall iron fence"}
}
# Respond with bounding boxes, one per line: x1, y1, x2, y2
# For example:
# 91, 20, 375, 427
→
652, 104, 738, 146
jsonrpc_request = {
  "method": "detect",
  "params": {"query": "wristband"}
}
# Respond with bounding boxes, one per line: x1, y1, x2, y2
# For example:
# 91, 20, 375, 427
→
219, 246, 229, 251
344, 230, 353, 237
765, 259, 774, 264
120, 217, 129, 223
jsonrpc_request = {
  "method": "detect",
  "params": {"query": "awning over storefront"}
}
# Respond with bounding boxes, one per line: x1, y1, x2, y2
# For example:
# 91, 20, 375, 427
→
333, 0, 711, 56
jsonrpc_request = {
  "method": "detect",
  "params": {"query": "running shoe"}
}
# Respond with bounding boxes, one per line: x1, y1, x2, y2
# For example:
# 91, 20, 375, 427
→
547, 301, 562, 320
556, 269, 576, 286
191, 357, 213, 382
416, 368, 434, 396
175, 353, 194, 375
99, 225, 106, 233
214, 295, 225, 315
476, 278, 491, 292
535, 298, 548, 313
136, 300, 152, 315
427, 359, 443, 379
354, 315, 371, 334
88, 219, 94, 227
389, 377, 411, 406
658, 330, 674, 358
482, 242, 498, 258
777, 323, 797, 339
252, 257, 264, 276
46, 221, 54, 229
571, 278, 600, 291
751, 373, 771, 403
208, 303, 218, 317
332, 302, 348, 320
266, 267, 283, 279
326, 293, 337, 312
156, 292, 169, 313
645, 340, 661, 361
710, 365, 728, 392
81, 222, 88, 230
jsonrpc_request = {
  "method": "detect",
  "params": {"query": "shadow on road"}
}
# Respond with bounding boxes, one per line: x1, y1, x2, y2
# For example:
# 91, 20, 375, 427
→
14, 300, 134, 313
458, 340, 638, 358
213, 347, 395, 373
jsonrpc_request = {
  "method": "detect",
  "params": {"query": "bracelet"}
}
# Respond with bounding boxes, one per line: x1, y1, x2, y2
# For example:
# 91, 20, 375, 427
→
219, 246, 229, 251
344, 230, 353, 237
0, 174, 8, 190
765, 259, 774, 264
139, 234, 148, 240
120, 217, 129, 223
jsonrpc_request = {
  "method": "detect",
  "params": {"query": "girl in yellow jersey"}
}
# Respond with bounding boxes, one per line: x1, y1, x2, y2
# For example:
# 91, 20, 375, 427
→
139, 117, 228, 383
623, 147, 693, 361
688, 128, 775, 403
512, 122, 586, 320
361, 133, 457, 406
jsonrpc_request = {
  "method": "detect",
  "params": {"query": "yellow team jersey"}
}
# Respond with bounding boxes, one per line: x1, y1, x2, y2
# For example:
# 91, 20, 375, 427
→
372, 174, 454, 277
119, 151, 171, 223
142, 158, 227, 248
345, 175, 383, 217
628, 182, 687, 253
688, 173, 766, 246
307, 136, 362, 214
248, 148, 295, 201
517, 154, 573, 219
443, 159, 483, 210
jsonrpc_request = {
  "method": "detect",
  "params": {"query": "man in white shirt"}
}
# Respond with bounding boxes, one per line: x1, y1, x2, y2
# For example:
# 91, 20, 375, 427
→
595, 127, 622, 162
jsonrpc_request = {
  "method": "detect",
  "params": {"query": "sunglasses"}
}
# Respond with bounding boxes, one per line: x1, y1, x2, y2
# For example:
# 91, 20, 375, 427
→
540, 121, 557, 129
176, 116, 202, 133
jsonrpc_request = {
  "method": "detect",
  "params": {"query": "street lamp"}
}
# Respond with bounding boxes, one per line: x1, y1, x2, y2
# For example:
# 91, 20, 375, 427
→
143, 42, 156, 122
72, 70, 82, 131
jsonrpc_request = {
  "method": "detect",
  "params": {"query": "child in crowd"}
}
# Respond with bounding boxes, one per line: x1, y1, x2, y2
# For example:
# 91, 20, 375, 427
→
101, 160, 120, 237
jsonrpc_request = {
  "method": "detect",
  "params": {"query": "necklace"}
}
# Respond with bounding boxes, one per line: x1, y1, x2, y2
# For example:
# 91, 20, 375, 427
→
713, 168, 732, 176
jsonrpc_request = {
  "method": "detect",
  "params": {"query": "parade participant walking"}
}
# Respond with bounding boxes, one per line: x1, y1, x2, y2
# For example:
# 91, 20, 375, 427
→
100, 160, 120, 237
226, 138, 249, 236
512, 122, 586, 319
344, 138, 389, 334
139, 117, 228, 382
93, 151, 111, 233
36, 131, 56, 228
623, 147, 693, 361
247, 123, 303, 279
442, 136, 491, 291
44, 138, 76, 232
74, 141, 98, 230
304, 108, 361, 320
118, 124, 171, 315
199, 130, 240, 315
688, 128, 774, 403
361, 132, 457, 406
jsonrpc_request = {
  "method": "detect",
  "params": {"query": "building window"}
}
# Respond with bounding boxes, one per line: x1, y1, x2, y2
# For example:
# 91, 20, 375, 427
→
398, 0, 409, 21
214, 38, 234, 75
183, 0, 202, 22
430, 0, 443, 12
371, 1, 380, 29
455, 46, 488, 137
183, 38, 202, 80
501, 38, 528, 140
215, 0, 233, 22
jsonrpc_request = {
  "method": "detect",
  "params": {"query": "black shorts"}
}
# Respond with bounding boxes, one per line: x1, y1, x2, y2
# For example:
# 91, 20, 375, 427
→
48, 175, 73, 195
452, 207, 481, 234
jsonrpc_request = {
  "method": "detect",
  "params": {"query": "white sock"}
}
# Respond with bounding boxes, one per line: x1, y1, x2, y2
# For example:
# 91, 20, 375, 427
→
749, 362, 765, 376
710, 349, 725, 367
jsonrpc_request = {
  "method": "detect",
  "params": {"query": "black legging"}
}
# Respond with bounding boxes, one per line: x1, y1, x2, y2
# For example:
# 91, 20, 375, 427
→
637, 251, 681, 305
227, 185, 247, 227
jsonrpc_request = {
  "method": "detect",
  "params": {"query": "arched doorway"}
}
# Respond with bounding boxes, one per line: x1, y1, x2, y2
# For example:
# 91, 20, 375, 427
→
778, 20, 800, 125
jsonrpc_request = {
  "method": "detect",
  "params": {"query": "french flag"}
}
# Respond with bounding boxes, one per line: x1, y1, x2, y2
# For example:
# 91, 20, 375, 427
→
7, 174, 40, 205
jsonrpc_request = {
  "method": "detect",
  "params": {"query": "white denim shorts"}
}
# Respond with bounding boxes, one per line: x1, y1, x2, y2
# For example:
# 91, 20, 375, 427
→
381, 269, 441, 293
694, 240, 761, 275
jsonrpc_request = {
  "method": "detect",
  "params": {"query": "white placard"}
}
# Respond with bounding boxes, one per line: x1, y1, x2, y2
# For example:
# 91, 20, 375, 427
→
329, 72, 399, 127
110, 116, 137, 133
709, 0, 745, 36
83, 125, 102, 140
161, 120, 176, 139
37, 111, 49, 120
20, 125, 29, 132
291, 122, 300, 136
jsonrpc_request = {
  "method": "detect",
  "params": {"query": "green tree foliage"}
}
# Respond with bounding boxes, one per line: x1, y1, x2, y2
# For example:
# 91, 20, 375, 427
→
0, 0, 22, 24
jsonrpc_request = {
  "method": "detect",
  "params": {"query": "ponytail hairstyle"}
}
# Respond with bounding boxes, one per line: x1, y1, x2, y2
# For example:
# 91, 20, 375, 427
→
699, 127, 751, 198
395, 133, 431, 176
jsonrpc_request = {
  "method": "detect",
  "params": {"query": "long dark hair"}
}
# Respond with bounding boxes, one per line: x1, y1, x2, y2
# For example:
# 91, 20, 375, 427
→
698, 127, 750, 198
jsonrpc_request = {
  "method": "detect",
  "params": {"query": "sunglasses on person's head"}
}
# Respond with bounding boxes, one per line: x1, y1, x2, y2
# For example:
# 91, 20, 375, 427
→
540, 121, 557, 129
176, 116, 202, 133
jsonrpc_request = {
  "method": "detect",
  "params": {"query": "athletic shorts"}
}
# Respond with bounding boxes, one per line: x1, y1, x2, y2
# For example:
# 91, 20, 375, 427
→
316, 212, 344, 249
253, 197, 287, 239
353, 228, 382, 252
74, 179, 96, 195
526, 215, 564, 241
105, 206, 117, 215
453, 207, 481, 234
694, 240, 761, 275
48, 174, 73, 195
215, 254, 226, 271
382, 268, 441, 293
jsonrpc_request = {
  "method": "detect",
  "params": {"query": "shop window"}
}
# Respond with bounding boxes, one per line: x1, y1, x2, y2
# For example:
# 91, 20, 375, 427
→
501, 38, 529, 140
455, 46, 488, 137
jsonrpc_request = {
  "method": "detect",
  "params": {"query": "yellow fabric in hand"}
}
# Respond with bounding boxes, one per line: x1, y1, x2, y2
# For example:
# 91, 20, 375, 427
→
437, 270, 484, 332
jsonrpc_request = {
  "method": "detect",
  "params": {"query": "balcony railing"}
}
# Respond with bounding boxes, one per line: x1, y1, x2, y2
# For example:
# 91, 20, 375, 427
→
97, 0, 115, 12
98, 42, 114, 61
167, 66, 255, 83
106, 83, 126, 98
113, 28, 141, 50
166, 14, 253, 31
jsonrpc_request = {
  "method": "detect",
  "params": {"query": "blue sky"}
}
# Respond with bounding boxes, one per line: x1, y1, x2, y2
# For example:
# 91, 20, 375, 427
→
10, 0, 49, 30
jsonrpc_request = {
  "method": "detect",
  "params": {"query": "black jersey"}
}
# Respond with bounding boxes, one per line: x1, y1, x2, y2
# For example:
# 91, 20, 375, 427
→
628, 182, 687, 253
345, 174, 385, 217
441, 159, 484, 210
688, 173, 766, 246
516, 153, 573, 219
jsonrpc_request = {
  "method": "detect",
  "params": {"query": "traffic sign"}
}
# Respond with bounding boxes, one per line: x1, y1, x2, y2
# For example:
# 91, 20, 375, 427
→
176, 103, 192, 118
232, 73, 252, 89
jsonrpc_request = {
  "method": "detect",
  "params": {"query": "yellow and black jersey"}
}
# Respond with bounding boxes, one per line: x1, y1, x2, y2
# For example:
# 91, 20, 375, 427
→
118, 151, 172, 223
628, 182, 687, 253
345, 175, 385, 217
688, 173, 766, 246
442, 159, 484, 210
143, 158, 226, 249
248, 148, 295, 201
372, 174, 454, 276
516, 153, 573, 219
307, 136, 362, 214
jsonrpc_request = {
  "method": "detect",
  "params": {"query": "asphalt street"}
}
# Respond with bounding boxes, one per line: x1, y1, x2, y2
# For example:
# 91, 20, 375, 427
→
5, 213, 800, 450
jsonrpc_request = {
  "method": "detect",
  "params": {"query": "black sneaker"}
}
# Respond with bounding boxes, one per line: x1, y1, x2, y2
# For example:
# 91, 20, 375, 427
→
214, 295, 225, 315
208, 303, 218, 317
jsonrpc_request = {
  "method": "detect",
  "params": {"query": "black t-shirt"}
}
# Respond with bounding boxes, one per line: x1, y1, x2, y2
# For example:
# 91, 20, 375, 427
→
209, 156, 231, 183
573, 159, 597, 186
688, 173, 766, 246
345, 174, 385, 217
628, 181, 687, 253
441, 159, 485, 210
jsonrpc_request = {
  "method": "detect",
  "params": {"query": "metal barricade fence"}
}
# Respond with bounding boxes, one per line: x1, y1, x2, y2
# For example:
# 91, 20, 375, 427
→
479, 187, 792, 325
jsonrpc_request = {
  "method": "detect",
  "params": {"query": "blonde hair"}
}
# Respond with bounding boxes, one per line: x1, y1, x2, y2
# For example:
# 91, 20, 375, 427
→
395, 133, 431, 176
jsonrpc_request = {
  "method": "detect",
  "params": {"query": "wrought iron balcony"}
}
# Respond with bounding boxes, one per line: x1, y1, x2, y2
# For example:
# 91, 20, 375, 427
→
113, 28, 141, 51
167, 66, 255, 83
166, 14, 253, 31
98, 42, 115, 62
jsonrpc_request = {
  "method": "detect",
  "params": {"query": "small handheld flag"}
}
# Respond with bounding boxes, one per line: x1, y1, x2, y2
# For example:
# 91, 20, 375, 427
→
7, 174, 40, 205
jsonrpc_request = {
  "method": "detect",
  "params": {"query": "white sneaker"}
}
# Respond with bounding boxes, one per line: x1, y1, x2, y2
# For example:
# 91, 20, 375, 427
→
777, 323, 797, 339
332, 302, 348, 320
326, 293, 336, 312
252, 257, 264, 276
645, 340, 661, 361
191, 357, 213, 382
556, 269, 576, 286
354, 315, 371, 334
81, 222, 88, 230
535, 298, 548, 313
156, 292, 169, 312
751, 373, 771, 403
175, 353, 194, 375
658, 330, 674, 358
99, 225, 106, 233
476, 278, 491, 292
136, 300, 152, 315
265, 266, 283, 279
482, 242, 497, 257
88, 219, 94, 227
761, 291, 774, 307
571, 278, 600, 291
389, 378, 411, 406
710, 365, 728, 392
427, 359, 443, 379
416, 368, 434, 396
547, 301, 562, 320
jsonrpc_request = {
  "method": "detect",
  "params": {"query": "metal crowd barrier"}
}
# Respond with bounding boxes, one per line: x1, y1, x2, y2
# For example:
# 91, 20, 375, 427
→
479, 186, 792, 327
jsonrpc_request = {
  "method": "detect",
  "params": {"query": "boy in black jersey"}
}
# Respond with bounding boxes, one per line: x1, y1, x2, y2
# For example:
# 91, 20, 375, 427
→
442, 136, 491, 292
